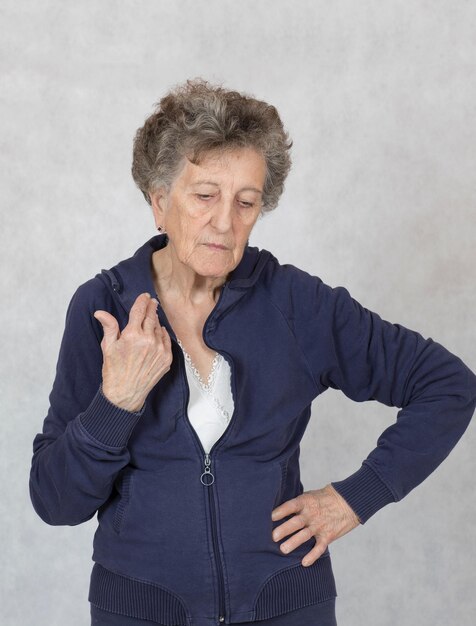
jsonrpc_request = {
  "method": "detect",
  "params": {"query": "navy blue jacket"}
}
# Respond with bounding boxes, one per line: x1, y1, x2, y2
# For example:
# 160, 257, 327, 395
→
29, 233, 476, 626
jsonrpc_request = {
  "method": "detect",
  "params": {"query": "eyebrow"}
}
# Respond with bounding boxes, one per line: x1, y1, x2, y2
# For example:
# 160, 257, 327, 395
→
189, 180, 263, 195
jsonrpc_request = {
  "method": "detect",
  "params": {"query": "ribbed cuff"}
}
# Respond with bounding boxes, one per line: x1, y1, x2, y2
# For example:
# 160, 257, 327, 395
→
331, 463, 395, 524
79, 383, 146, 447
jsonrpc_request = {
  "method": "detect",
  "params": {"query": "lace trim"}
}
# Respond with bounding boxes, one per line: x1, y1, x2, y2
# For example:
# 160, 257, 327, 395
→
176, 337, 232, 425
176, 337, 220, 391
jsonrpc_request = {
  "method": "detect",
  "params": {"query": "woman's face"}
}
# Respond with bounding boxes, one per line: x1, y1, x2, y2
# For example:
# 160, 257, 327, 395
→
150, 146, 266, 279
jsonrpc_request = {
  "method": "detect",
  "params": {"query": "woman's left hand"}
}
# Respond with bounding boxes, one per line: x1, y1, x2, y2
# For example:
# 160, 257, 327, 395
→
271, 484, 361, 567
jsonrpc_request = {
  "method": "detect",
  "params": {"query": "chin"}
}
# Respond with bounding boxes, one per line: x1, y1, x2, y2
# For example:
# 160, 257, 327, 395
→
202, 267, 230, 279
198, 249, 233, 265
192, 256, 227, 273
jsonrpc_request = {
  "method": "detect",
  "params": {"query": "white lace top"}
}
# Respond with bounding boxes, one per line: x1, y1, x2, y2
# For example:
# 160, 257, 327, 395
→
177, 338, 235, 454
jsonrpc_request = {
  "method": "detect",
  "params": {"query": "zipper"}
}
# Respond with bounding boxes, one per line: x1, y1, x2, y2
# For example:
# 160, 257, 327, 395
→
202, 453, 226, 625
156, 282, 237, 625
181, 366, 229, 625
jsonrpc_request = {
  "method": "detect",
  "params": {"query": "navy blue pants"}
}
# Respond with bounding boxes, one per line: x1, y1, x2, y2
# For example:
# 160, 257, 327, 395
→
90, 598, 337, 625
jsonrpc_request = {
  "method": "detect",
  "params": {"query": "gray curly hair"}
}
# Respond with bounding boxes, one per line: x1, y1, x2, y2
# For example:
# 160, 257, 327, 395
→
131, 77, 293, 215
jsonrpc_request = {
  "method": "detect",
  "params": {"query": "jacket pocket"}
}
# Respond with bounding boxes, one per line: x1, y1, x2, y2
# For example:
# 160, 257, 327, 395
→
112, 467, 134, 534
273, 458, 289, 509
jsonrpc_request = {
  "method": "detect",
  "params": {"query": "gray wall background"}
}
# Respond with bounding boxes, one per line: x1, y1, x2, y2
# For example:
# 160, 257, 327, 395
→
1, 1, 475, 625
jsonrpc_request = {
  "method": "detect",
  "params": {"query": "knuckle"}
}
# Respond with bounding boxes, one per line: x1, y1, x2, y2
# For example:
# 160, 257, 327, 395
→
302, 526, 313, 541
143, 335, 155, 347
289, 498, 299, 513
120, 333, 134, 345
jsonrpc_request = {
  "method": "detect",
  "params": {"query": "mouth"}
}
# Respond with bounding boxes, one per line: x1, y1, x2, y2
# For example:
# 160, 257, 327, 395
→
204, 243, 228, 250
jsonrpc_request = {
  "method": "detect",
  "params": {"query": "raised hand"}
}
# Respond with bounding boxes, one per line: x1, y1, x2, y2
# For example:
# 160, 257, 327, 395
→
93, 292, 173, 412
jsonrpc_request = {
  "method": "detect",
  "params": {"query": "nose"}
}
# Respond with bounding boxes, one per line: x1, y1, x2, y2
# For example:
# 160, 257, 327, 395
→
210, 196, 234, 232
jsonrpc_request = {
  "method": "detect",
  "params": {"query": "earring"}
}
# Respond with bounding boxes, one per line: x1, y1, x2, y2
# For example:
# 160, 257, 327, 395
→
157, 225, 166, 233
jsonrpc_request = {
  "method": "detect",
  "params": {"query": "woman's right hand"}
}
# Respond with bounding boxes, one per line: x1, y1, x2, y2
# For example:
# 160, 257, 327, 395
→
93, 292, 173, 412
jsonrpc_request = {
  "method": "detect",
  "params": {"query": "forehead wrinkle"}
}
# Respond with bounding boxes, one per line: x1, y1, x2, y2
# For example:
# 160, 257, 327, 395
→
180, 148, 266, 194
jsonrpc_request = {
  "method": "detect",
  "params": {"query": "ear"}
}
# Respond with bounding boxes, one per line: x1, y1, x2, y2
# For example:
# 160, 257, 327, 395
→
150, 187, 168, 227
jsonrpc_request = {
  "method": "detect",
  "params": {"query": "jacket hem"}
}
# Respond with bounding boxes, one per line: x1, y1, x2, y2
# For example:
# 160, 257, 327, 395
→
88, 563, 191, 625
252, 554, 337, 621
88, 556, 337, 625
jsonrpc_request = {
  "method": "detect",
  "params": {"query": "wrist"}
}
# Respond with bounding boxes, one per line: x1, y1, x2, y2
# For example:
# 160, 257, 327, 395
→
328, 483, 361, 526
101, 384, 145, 413
331, 463, 396, 524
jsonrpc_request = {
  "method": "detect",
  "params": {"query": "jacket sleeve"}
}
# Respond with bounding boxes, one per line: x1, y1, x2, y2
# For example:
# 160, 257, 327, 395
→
291, 271, 476, 524
29, 279, 146, 526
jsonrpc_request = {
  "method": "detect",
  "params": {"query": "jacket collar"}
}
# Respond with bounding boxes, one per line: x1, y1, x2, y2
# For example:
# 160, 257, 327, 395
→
97, 233, 272, 314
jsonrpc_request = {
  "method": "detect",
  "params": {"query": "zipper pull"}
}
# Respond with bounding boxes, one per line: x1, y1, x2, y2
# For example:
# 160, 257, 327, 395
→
200, 453, 215, 486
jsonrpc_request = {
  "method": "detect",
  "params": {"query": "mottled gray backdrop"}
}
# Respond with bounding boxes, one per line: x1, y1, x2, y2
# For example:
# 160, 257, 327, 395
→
1, 1, 475, 625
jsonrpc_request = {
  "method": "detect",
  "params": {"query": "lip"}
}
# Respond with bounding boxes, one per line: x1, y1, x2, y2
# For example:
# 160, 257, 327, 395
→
205, 243, 228, 250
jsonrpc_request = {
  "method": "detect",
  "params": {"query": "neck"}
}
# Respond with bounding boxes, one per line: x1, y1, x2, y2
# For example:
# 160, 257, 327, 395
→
152, 242, 230, 307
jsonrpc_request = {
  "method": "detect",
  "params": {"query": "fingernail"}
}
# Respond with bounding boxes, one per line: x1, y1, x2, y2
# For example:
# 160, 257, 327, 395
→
151, 298, 159, 305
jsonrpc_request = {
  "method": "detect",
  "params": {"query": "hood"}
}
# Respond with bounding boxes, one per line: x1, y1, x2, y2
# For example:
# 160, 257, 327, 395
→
96, 232, 273, 314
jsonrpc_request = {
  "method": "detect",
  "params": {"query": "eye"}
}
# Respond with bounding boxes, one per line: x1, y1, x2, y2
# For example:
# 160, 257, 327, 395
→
239, 201, 254, 208
197, 194, 213, 200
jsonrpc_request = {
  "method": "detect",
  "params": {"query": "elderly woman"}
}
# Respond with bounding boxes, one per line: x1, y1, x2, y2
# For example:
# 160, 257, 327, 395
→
30, 78, 476, 626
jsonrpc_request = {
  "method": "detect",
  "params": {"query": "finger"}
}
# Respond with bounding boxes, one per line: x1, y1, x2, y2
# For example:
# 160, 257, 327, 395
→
128, 293, 153, 332
161, 325, 171, 346
301, 538, 329, 567
93, 310, 120, 347
272, 514, 305, 542
142, 298, 160, 334
271, 497, 300, 521
278, 526, 313, 555
153, 325, 172, 355
154, 323, 164, 342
